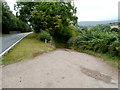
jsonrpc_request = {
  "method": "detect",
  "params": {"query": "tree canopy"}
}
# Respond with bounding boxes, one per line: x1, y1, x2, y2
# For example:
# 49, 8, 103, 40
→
2, 1, 31, 34
15, 2, 78, 42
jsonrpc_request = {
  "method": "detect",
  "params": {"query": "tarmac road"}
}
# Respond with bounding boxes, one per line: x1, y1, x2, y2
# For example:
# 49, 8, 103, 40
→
0, 32, 32, 56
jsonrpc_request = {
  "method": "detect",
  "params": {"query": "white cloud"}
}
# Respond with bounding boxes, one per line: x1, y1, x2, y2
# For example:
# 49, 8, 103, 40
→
74, 0, 119, 21
5, 0, 119, 21
6, 0, 16, 15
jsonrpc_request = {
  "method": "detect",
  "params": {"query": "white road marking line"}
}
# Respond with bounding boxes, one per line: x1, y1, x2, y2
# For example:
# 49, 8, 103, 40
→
0, 32, 32, 57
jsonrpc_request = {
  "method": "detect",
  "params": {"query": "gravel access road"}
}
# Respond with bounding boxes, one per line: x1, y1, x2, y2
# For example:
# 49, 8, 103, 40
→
2, 49, 118, 88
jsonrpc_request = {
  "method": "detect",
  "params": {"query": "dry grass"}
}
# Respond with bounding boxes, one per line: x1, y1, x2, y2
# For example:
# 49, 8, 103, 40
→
2, 33, 55, 65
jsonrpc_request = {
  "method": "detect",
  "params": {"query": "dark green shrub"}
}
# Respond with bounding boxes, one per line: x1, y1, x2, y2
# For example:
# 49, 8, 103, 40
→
109, 40, 120, 56
111, 28, 120, 32
37, 31, 52, 42
67, 36, 80, 47
67, 26, 120, 57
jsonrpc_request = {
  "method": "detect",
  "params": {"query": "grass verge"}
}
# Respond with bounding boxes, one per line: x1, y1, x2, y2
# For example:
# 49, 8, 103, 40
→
2, 33, 55, 65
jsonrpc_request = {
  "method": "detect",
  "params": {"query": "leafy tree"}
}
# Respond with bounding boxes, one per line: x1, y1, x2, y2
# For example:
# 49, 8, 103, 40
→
0, 1, 2, 23
2, 1, 31, 34
14, 2, 34, 25
2, 1, 13, 33
15, 2, 78, 42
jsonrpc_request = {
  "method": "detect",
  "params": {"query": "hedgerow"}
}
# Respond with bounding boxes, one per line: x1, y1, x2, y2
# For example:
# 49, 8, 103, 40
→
67, 25, 120, 57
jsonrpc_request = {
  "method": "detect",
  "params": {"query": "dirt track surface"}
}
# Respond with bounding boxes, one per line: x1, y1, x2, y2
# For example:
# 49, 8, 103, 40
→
2, 49, 118, 88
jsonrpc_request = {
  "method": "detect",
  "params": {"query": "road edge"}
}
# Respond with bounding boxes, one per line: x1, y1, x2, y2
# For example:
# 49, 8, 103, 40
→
0, 32, 32, 57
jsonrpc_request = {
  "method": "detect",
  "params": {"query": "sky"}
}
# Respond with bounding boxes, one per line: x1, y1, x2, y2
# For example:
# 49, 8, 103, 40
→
6, 0, 120, 22
74, 0, 119, 21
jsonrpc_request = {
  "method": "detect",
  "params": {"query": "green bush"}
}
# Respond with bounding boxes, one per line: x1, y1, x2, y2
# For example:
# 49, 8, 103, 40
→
111, 28, 120, 32
109, 40, 120, 56
37, 31, 52, 42
67, 36, 79, 47
67, 25, 120, 57
52, 25, 78, 43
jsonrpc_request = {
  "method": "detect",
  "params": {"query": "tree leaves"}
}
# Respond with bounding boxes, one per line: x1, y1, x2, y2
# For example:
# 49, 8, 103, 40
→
15, 2, 78, 42
2, 1, 31, 34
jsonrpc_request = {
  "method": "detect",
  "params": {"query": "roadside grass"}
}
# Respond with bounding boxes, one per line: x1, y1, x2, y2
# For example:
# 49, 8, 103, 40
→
2, 33, 55, 65
75, 49, 119, 68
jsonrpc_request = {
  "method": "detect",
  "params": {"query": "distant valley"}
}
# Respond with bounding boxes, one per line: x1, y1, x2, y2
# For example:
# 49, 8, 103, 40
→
78, 20, 118, 26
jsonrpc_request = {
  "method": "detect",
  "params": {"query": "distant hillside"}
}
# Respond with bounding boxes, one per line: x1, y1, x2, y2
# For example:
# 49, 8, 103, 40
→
78, 20, 118, 26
